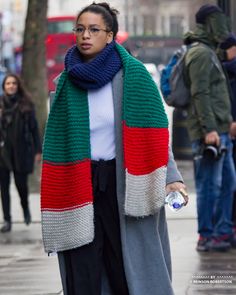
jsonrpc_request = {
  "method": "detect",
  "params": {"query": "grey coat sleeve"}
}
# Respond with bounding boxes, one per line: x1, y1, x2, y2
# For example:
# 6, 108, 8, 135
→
166, 145, 183, 184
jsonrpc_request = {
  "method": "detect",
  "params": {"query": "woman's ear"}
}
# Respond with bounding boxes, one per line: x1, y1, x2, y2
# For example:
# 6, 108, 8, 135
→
107, 31, 114, 44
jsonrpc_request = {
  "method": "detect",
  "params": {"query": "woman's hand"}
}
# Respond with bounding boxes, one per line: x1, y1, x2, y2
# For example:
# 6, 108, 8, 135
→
165, 182, 189, 206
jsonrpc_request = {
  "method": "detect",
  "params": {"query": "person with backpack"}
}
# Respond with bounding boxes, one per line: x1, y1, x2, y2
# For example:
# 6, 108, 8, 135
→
183, 4, 236, 252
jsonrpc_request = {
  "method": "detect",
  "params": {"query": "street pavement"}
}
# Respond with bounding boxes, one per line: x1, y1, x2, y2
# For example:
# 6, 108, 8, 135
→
0, 160, 235, 295
0, 172, 62, 295
168, 161, 236, 295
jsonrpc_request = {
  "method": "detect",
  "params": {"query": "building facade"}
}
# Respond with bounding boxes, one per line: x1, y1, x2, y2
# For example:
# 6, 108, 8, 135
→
0, 0, 236, 51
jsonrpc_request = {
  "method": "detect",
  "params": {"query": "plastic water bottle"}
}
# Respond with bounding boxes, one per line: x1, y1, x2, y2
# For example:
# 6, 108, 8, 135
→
165, 191, 185, 212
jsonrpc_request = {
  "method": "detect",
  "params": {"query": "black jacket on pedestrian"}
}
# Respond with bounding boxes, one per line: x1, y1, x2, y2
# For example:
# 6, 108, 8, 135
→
0, 94, 41, 174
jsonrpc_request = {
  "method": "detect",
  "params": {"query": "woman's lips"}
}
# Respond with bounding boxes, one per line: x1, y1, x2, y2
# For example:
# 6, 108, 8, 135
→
81, 43, 92, 50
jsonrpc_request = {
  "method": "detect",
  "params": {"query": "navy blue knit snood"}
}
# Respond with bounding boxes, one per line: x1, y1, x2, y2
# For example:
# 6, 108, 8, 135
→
64, 40, 122, 90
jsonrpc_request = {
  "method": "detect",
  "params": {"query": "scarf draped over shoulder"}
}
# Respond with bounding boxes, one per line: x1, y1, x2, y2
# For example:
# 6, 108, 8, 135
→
41, 43, 169, 253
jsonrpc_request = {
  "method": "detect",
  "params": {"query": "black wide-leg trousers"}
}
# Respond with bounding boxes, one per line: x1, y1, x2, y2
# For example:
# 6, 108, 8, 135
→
61, 159, 129, 295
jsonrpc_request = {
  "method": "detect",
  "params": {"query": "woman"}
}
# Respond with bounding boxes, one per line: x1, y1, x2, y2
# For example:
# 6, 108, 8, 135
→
0, 73, 41, 233
41, 2, 188, 295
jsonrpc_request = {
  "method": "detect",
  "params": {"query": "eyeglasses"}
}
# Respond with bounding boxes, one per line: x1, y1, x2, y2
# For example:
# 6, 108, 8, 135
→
72, 26, 110, 36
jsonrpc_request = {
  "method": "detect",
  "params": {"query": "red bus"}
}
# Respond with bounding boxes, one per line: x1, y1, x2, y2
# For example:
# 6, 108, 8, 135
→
46, 16, 76, 91
14, 16, 76, 92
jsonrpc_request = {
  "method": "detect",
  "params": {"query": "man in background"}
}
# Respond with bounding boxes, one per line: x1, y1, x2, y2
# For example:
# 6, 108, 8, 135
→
184, 4, 236, 252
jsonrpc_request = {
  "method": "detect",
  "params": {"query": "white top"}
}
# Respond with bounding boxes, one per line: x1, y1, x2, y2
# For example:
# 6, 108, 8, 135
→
88, 82, 115, 161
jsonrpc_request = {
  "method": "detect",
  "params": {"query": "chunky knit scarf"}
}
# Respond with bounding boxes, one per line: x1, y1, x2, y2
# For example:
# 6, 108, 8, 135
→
41, 44, 169, 253
65, 40, 122, 90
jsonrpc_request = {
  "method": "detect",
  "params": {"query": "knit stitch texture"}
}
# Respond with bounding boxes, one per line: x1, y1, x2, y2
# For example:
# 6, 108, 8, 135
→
41, 44, 169, 253
65, 40, 122, 90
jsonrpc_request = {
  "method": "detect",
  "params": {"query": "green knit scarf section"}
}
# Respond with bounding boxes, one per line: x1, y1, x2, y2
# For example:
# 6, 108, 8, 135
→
43, 44, 168, 163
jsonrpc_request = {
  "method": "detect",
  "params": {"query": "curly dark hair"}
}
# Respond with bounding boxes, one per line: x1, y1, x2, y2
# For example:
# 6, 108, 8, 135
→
76, 2, 119, 38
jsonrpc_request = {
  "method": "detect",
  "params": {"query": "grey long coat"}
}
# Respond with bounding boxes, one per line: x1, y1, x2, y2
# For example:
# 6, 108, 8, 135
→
57, 70, 182, 295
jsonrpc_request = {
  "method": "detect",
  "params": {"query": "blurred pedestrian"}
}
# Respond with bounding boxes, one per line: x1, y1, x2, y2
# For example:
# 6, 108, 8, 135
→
41, 2, 188, 295
184, 4, 236, 251
220, 33, 236, 242
0, 73, 41, 233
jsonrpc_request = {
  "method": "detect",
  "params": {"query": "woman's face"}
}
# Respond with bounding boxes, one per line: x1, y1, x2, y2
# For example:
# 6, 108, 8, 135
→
75, 12, 113, 62
4, 76, 18, 96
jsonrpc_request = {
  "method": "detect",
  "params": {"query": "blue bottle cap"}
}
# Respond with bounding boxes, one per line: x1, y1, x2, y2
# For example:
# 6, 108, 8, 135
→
173, 202, 181, 209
